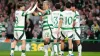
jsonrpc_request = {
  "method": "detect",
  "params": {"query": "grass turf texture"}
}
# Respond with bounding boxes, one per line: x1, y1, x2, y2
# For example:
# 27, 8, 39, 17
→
0, 51, 100, 56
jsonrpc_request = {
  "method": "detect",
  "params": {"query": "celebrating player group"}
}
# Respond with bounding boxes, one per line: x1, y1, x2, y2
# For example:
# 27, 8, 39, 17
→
10, 0, 82, 56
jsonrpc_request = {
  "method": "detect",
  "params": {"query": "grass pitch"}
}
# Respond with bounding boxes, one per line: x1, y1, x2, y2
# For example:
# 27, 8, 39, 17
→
0, 51, 100, 56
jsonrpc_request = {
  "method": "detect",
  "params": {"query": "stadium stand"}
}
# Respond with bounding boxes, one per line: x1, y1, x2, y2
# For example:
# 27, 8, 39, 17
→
0, 0, 100, 42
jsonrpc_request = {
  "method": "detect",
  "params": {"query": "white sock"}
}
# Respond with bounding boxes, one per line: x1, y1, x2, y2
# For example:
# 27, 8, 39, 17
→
44, 45, 48, 56
10, 50, 14, 55
10, 48, 15, 55
54, 44, 58, 55
69, 49, 73, 55
21, 53, 25, 54
59, 44, 61, 52
69, 51, 72, 54
78, 44, 82, 56
51, 50, 54, 56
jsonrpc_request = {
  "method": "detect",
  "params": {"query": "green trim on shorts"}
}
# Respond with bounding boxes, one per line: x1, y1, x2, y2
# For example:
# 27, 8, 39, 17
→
74, 28, 81, 39
61, 31, 66, 39
19, 31, 24, 40
50, 30, 55, 40
69, 35, 73, 38
51, 33, 56, 40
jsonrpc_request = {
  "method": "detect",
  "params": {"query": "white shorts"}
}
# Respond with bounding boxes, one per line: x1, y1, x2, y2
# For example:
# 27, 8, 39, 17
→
73, 29, 81, 40
52, 28, 61, 39
42, 29, 52, 39
61, 30, 73, 39
14, 31, 26, 40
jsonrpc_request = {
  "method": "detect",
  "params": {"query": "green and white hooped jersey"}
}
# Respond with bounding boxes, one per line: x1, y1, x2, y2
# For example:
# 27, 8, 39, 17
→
15, 10, 26, 31
0, 22, 6, 32
38, 9, 53, 30
51, 11, 62, 28
0, 22, 5, 37
0, 23, 2, 33
61, 10, 75, 30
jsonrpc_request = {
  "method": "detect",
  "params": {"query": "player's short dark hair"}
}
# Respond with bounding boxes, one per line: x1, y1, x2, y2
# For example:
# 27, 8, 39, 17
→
66, 2, 71, 8
16, 2, 25, 9
55, 3, 61, 9
71, 3, 76, 7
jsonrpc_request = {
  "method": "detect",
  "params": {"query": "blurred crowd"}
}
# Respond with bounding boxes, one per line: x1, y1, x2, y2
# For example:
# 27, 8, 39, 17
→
0, 0, 100, 42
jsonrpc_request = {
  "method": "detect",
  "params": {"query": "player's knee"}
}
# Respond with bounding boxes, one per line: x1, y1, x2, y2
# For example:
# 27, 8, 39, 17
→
76, 40, 81, 45
77, 43, 81, 46
44, 40, 50, 45
22, 40, 26, 45
13, 40, 17, 44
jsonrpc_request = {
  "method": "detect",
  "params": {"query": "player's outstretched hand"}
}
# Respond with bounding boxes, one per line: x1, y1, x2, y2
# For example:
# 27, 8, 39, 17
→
36, 2, 39, 8
31, 1, 34, 6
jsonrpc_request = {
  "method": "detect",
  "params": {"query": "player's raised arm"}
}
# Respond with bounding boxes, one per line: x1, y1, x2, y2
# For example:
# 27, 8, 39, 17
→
26, 2, 37, 14
37, 6, 46, 14
25, 2, 34, 13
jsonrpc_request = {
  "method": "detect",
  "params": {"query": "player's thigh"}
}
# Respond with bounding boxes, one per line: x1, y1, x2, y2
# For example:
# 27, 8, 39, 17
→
66, 31, 73, 46
21, 40, 26, 45
75, 40, 81, 45
52, 28, 61, 39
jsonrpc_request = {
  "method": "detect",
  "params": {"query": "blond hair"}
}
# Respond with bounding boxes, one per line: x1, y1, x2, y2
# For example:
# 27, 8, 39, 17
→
43, 1, 49, 5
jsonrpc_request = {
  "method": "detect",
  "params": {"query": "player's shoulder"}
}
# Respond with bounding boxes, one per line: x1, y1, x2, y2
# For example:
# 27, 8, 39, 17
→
46, 9, 52, 12
52, 10, 61, 13
75, 10, 79, 15
62, 10, 72, 12
52, 10, 63, 16
62, 10, 74, 14
44, 9, 52, 15
15, 10, 25, 17
15, 10, 24, 14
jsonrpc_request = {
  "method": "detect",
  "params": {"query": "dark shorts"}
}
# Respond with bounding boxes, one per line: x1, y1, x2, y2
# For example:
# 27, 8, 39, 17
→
6, 34, 14, 39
